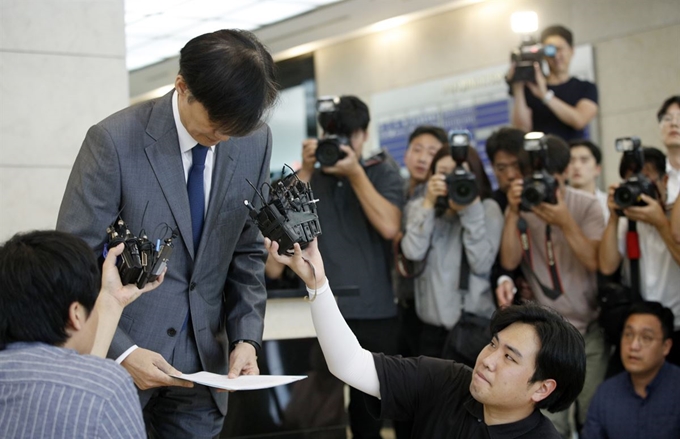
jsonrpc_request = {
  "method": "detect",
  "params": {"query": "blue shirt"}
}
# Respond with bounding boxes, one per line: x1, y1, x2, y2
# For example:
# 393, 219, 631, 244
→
582, 362, 680, 439
0, 342, 145, 439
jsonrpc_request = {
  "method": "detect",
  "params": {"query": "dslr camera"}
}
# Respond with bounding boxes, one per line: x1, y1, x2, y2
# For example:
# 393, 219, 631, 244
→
520, 132, 558, 211
105, 217, 175, 289
445, 130, 478, 205
315, 96, 350, 167
509, 38, 556, 83
613, 136, 657, 211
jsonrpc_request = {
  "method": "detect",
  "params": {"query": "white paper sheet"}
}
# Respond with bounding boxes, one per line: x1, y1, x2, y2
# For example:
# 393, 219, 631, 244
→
170, 371, 307, 391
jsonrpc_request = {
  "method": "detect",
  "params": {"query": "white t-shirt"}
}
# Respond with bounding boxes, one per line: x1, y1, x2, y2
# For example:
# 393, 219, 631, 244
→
618, 217, 680, 329
666, 160, 680, 206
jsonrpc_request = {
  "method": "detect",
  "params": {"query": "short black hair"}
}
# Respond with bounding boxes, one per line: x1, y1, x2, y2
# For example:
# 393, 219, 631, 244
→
318, 95, 370, 137
543, 135, 572, 175
179, 29, 279, 137
541, 25, 573, 47
430, 145, 493, 201
657, 95, 680, 122
618, 146, 666, 179
486, 126, 526, 159
408, 125, 448, 146
490, 302, 586, 413
568, 139, 602, 165
626, 301, 675, 340
0, 231, 100, 350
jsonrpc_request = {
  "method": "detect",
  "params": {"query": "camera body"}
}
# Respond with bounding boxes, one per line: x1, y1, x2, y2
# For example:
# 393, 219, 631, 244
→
520, 132, 558, 211
613, 136, 657, 212
105, 217, 175, 289
510, 38, 556, 83
315, 96, 349, 166
446, 130, 478, 206
245, 167, 322, 255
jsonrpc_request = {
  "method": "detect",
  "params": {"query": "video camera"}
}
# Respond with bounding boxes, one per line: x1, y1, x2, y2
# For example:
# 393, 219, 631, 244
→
613, 136, 658, 212
245, 166, 322, 255
510, 38, 556, 83
445, 130, 478, 206
315, 96, 349, 166
105, 217, 175, 289
520, 132, 558, 211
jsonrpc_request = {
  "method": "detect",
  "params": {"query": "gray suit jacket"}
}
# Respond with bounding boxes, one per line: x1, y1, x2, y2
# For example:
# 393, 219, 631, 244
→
57, 91, 270, 414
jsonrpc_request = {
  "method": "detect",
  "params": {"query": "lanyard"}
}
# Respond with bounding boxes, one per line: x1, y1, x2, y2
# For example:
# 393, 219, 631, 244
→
517, 218, 562, 300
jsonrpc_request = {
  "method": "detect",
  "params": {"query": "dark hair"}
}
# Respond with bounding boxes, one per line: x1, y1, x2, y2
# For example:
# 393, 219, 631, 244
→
485, 127, 529, 173
430, 145, 493, 201
318, 95, 370, 137
0, 231, 100, 349
544, 135, 571, 175
626, 301, 675, 340
657, 95, 680, 122
179, 29, 279, 137
618, 146, 666, 180
541, 25, 573, 47
490, 302, 585, 413
568, 139, 602, 165
408, 125, 448, 146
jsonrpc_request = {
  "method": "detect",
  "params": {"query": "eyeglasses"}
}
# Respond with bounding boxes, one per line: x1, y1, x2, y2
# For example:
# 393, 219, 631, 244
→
621, 331, 663, 347
660, 114, 680, 124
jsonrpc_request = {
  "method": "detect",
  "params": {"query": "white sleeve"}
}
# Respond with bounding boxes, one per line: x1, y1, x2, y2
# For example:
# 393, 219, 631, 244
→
307, 279, 381, 399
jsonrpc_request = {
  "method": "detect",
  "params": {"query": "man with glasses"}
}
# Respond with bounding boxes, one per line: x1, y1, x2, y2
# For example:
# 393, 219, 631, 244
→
582, 302, 680, 439
658, 96, 680, 205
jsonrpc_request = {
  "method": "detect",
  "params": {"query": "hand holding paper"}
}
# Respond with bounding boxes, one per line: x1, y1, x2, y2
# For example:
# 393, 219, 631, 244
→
170, 371, 307, 391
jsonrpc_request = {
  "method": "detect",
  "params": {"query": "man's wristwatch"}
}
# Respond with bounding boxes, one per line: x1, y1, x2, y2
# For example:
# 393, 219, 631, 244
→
542, 89, 555, 104
230, 339, 260, 353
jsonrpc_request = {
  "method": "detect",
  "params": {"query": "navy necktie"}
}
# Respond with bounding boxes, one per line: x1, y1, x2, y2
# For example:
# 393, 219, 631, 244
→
187, 144, 209, 253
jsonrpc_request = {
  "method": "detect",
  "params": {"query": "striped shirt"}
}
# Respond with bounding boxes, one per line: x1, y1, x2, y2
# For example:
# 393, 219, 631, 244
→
0, 342, 145, 439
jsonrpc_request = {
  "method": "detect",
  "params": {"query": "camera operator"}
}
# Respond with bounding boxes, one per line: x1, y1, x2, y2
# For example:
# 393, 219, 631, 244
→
510, 25, 598, 141
401, 141, 501, 359
297, 95, 403, 438
497, 134, 607, 437
599, 146, 680, 366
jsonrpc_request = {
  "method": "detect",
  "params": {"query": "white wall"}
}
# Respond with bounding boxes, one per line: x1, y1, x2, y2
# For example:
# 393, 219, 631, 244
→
0, 0, 129, 240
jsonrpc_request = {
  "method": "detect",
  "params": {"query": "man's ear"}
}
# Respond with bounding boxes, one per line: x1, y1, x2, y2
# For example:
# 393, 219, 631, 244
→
175, 75, 187, 95
662, 337, 673, 357
531, 378, 557, 405
65, 302, 85, 333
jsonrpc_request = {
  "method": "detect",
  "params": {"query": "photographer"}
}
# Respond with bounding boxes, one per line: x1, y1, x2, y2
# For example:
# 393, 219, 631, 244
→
401, 143, 502, 360
297, 95, 403, 438
568, 139, 609, 221
510, 25, 598, 141
498, 135, 607, 437
658, 96, 680, 205
598, 146, 680, 366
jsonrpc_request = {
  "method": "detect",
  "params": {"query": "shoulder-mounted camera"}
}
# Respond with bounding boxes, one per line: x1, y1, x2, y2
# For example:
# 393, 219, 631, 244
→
521, 132, 558, 211
315, 96, 349, 166
613, 136, 658, 214
105, 217, 175, 289
245, 166, 322, 255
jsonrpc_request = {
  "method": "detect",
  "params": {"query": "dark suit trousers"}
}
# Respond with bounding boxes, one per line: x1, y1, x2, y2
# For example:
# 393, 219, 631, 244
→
143, 317, 224, 439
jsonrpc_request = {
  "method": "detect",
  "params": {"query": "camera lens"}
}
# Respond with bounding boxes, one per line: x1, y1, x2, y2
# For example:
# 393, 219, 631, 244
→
614, 184, 640, 208
521, 182, 546, 208
450, 181, 478, 205
316, 139, 341, 166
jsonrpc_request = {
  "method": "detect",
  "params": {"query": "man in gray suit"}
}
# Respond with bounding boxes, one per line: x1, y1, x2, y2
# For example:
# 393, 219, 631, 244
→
57, 30, 278, 438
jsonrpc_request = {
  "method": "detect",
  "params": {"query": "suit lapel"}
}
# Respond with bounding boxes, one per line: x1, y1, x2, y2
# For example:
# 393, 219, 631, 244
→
144, 91, 196, 258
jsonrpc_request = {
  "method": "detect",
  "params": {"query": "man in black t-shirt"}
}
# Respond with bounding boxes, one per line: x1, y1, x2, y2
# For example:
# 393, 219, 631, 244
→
510, 25, 598, 141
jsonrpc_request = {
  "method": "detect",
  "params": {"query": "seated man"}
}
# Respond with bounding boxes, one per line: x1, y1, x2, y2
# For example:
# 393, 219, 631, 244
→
0, 230, 167, 438
582, 302, 680, 439
266, 238, 585, 439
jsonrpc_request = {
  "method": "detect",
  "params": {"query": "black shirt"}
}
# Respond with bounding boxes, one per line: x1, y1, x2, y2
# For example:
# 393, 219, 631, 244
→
367, 353, 561, 439
311, 159, 404, 319
524, 77, 598, 141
